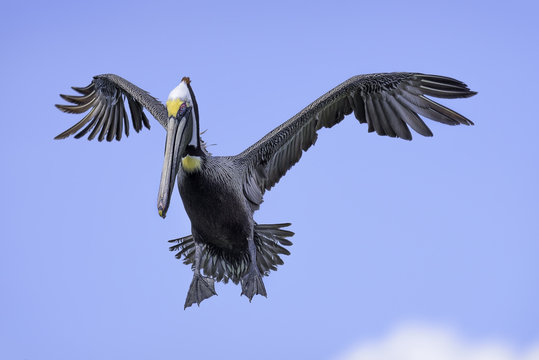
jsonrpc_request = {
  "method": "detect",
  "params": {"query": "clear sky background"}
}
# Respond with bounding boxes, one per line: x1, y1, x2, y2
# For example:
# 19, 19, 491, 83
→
1, 0, 538, 359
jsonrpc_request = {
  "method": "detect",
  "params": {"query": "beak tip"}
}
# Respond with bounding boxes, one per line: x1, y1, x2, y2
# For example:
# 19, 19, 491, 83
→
158, 205, 166, 219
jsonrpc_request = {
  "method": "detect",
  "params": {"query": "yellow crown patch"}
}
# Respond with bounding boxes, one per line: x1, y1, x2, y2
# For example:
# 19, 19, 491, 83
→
166, 99, 184, 118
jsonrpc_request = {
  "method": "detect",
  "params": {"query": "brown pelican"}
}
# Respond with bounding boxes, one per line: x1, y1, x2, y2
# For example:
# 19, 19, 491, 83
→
55, 72, 476, 308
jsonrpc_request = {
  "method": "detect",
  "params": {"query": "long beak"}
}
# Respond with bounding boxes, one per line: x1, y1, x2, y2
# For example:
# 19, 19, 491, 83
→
157, 111, 192, 218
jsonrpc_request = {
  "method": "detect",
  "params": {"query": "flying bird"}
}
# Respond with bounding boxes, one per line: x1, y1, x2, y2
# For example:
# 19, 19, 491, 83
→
55, 72, 476, 308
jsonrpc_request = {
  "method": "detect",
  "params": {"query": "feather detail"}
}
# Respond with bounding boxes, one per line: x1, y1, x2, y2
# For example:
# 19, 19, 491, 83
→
55, 74, 166, 141
239, 72, 476, 195
168, 223, 294, 284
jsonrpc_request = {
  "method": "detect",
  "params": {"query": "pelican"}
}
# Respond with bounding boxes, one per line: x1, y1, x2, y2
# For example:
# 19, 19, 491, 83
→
55, 72, 476, 308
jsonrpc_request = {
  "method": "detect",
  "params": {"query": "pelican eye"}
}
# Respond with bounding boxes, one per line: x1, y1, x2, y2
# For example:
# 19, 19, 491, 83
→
178, 102, 188, 117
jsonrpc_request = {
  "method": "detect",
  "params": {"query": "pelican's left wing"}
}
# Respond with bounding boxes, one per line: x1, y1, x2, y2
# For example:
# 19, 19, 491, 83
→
238, 72, 476, 206
55, 74, 168, 141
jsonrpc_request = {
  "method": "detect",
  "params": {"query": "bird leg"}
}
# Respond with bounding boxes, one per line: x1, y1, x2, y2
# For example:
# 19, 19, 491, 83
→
240, 232, 267, 301
184, 240, 217, 309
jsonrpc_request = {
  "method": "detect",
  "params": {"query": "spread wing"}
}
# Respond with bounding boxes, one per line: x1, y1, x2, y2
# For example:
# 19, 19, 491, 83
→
55, 74, 168, 141
239, 72, 476, 206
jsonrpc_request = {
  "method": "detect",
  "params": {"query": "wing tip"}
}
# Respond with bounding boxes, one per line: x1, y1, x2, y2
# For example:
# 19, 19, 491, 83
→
53, 133, 67, 140
457, 90, 477, 99
59, 94, 75, 103
54, 103, 67, 112
55, 103, 77, 114
401, 134, 413, 141
55, 103, 89, 114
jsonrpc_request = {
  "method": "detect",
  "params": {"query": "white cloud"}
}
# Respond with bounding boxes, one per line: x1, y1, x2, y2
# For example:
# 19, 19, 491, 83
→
337, 323, 539, 360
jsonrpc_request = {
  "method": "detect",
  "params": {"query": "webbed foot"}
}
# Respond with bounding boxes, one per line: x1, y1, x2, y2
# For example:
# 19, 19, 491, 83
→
184, 274, 217, 309
240, 269, 267, 301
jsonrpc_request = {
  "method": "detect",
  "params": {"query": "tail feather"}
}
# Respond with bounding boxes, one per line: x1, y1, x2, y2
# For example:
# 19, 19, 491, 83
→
254, 223, 293, 275
168, 223, 294, 284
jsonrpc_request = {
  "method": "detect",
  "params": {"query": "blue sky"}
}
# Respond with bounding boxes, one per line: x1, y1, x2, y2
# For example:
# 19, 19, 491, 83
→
1, 0, 538, 359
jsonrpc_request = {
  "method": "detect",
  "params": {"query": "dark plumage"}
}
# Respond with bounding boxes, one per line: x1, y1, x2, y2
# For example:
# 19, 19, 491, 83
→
55, 72, 476, 308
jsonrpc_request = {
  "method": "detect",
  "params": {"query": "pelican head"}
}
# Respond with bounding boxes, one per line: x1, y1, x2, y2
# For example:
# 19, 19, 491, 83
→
157, 76, 200, 218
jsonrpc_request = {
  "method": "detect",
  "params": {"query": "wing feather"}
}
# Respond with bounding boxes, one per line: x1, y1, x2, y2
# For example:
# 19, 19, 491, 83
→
71, 83, 94, 94
372, 93, 396, 138
390, 94, 433, 137
119, 99, 129, 138
56, 101, 101, 140
74, 114, 100, 139
88, 104, 108, 141
365, 94, 384, 136
55, 74, 167, 141
239, 72, 476, 201
98, 105, 114, 142
380, 92, 411, 140
60, 91, 96, 105
127, 96, 142, 132
107, 105, 119, 142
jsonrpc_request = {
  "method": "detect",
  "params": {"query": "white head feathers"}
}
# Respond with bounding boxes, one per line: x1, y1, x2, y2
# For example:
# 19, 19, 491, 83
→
168, 78, 193, 105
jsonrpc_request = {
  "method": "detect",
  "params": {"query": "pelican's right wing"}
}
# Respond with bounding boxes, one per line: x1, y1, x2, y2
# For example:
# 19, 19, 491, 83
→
55, 74, 168, 141
238, 72, 476, 206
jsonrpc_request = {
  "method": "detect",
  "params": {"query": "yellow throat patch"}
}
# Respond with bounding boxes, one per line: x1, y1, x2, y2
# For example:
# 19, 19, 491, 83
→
181, 155, 201, 172
166, 99, 184, 118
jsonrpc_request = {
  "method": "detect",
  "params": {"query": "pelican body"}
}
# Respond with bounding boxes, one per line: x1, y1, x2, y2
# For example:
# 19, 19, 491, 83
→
56, 72, 476, 308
